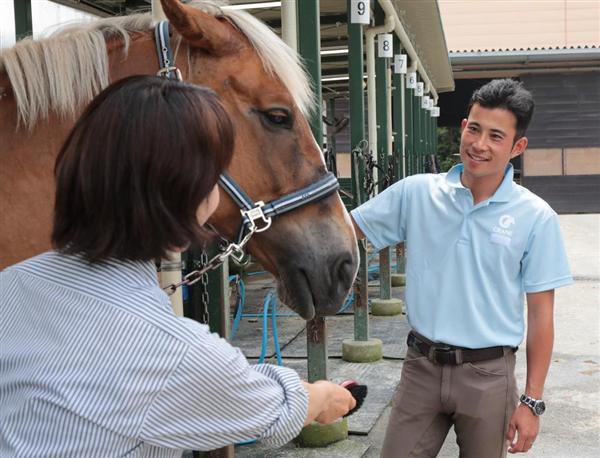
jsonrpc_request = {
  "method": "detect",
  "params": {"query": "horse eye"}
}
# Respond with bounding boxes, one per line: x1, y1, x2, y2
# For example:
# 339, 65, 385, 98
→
263, 109, 292, 128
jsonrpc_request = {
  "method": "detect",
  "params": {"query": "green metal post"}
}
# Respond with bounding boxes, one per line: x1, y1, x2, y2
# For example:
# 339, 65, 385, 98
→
431, 111, 436, 167
14, 0, 32, 41
419, 94, 425, 173
424, 101, 430, 170
417, 102, 422, 173
427, 110, 432, 167
405, 73, 414, 176
347, 0, 369, 342
326, 97, 337, 175
434, 115, 438, 163
392, 38, 403, 184
297, 0, 323, 146
413, 79, 421, 174
392, 37, 406, 274
185, 248, 230, 337
298, 0, 327, 382
375, 8, 391, 301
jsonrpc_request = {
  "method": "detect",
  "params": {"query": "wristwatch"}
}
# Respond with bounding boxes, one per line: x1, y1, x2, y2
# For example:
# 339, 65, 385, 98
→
520, 394, 546, 416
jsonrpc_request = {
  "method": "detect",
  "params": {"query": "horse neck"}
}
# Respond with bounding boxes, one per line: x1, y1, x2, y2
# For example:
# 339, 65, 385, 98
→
106, 32, 167, 82
1, 32, 165, 149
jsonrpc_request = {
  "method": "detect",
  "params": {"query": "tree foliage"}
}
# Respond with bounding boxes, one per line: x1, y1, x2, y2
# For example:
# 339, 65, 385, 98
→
436, 126, 461, 172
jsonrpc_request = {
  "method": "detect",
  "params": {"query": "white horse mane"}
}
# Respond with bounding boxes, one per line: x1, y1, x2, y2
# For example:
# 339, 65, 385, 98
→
0, 0, 313, 129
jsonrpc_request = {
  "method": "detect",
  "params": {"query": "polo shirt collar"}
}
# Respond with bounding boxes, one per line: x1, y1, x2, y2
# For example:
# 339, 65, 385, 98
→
445, 163, 515, 202
492, 164, 515, 202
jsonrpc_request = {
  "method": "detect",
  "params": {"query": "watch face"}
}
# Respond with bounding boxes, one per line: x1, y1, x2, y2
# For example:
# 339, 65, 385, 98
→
534, 401, 546, 416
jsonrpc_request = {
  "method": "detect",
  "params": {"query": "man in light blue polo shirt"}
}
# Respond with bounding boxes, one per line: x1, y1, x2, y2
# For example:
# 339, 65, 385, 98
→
351, 79, 572, 457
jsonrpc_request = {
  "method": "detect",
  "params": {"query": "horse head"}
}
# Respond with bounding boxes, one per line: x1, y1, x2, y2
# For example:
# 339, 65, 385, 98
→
160, 0, 358, 319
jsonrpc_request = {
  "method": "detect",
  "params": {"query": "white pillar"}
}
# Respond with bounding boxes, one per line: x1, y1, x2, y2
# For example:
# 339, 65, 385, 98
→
281, 0, 298, 52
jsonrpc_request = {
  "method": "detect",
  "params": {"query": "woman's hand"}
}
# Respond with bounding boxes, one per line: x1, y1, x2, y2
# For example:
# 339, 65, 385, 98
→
302, 381, 356, 425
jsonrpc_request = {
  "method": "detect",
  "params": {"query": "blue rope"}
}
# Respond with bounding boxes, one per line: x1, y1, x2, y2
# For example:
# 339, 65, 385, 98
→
270, 294, 283, 366
257, 291, 272, 364
229, 276, 245, 341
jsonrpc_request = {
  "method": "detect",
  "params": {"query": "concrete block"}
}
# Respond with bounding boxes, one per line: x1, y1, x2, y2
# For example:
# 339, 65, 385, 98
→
342, 338, 383, 362
295, 418, 348, 447
391, 273, 406, 287
371, 298, 403, 316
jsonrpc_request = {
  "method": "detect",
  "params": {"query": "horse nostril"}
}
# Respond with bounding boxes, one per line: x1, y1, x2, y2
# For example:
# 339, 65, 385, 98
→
334, 253, 356, 288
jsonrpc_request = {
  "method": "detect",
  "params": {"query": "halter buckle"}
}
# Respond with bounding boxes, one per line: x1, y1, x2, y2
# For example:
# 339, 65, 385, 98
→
241, 201, 272, 233
156, 66, 182, 81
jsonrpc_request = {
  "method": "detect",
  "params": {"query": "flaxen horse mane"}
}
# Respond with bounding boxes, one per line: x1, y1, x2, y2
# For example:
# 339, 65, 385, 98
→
0, 0, 313, 130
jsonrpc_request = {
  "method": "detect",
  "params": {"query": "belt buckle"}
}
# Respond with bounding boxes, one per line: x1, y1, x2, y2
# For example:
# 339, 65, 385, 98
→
430, 345, 460, 365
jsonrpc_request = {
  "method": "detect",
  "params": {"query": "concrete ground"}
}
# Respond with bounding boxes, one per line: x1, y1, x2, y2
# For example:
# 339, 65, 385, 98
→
233, 214, 599, 458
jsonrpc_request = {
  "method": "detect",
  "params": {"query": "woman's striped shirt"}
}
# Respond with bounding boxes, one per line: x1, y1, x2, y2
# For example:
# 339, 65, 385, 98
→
0, 251, 308, 457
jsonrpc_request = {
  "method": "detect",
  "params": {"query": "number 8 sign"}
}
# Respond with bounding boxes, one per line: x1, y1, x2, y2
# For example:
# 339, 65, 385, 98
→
351, 0, 370, 24
378, 33, 393, 58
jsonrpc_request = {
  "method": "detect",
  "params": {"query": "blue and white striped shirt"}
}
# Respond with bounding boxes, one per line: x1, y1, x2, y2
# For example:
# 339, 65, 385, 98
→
0, 251, 308, 457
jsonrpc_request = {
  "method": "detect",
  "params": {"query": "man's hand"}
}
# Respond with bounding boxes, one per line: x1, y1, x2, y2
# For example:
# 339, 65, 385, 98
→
506, 404, 540, 453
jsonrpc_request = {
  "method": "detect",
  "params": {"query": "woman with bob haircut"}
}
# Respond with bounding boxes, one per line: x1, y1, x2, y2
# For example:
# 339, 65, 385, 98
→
0, 75, 354, 457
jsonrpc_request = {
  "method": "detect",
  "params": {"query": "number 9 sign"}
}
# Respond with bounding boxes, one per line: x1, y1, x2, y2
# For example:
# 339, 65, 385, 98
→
351, 0, 370, 24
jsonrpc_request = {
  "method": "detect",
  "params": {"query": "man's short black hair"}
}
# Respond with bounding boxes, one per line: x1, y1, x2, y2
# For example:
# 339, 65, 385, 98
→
52, 75, 234, 263
467, 79, 535, 140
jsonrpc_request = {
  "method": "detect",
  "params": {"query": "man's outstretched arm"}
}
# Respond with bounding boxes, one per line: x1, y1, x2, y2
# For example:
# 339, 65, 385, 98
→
506, 289, 555, 454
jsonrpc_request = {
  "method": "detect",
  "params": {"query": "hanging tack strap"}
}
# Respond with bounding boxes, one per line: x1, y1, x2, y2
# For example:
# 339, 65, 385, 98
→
154, 21, 182, 81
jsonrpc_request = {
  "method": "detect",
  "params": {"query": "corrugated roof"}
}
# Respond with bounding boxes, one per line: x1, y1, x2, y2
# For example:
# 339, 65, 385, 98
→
449, 45, 599, 54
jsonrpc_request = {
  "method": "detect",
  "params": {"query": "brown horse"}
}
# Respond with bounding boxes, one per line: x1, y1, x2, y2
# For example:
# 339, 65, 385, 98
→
0, 0, 358, 320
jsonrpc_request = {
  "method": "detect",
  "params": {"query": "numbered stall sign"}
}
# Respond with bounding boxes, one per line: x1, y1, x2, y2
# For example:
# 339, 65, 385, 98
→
432, 107, 440, 117
350, 0, 370, 24
378, 33, 393, 58
422, 95, 430, 109
416, 82, 424, 97
406, 72, 417, 89
394, 54, 407, 74
427, 98, 434, 110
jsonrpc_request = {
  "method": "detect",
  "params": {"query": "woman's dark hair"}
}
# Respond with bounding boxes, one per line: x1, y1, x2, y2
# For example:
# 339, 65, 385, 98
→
467, 79, 534, 140
52, 75, 234, 262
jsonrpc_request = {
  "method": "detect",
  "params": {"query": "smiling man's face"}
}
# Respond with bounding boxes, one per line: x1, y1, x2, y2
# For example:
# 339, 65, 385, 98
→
459, 103, 528, 188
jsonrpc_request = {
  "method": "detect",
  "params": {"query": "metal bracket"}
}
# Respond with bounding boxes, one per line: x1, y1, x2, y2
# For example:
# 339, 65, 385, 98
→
241, 201, 272, 233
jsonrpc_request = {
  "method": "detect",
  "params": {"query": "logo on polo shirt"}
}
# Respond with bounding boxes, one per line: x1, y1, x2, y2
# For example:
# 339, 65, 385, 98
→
499, 214, 515, 229
491, 214, 515, 246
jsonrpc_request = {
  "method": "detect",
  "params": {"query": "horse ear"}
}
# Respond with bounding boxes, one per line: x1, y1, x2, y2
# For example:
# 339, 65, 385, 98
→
159, 0, 239, 55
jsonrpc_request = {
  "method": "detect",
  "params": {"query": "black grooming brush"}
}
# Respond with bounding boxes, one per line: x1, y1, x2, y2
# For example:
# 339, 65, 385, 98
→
340, 380, 368, 417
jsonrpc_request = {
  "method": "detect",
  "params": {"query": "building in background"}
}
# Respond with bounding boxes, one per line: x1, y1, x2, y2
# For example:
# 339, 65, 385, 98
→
0, 0, 98, 49
438, 0, 600, 213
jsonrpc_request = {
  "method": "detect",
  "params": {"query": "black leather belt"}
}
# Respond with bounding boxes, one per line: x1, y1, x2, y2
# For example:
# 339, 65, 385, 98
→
407, 331, 516, 366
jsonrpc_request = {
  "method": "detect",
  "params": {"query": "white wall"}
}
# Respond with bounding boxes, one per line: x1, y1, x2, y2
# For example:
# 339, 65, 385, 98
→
1, 0, 98, 49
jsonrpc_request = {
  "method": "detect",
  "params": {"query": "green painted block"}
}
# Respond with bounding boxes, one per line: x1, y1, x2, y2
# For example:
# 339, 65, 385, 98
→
371, 298, 403, 316
295, 418, 348, 447
391, 273, 406, 287
342, 338, 383, 362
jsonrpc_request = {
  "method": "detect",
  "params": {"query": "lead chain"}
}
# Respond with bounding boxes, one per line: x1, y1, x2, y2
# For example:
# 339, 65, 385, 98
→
199, 250, 210, 325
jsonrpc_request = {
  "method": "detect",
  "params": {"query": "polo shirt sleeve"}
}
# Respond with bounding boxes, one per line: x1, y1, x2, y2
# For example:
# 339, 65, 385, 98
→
139, 325, 307, 450
351, 178, 408, 251
521, 211, 573, 293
